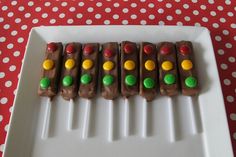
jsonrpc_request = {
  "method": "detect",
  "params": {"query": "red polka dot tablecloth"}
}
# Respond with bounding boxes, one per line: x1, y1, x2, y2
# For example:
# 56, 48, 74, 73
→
0, 0, 235, 156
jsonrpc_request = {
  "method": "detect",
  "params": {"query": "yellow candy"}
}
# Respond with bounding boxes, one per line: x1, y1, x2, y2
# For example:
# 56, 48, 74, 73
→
65, 59, 75, 70
103, 61, 114, 71
145, 60, 155, 71
43, 59, 54, 70
124, 60, 135, 71
82, 59, 93, 70
161, 61, 173, 71
181, 59, 193, 70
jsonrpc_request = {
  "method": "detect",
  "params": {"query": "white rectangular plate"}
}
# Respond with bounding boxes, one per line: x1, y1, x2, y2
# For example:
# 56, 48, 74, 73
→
4, 26, 233, 157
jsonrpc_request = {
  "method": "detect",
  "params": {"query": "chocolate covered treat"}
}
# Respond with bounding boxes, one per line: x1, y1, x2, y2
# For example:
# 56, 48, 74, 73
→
60, 43, 82, 100
121, 41, 139, 97
176, 41, 199, 95
78, 43, 99, 99
38, 42, 63, 97
139, 42, 158, 101
101, 42, 119, 99
157, 42, 179, 96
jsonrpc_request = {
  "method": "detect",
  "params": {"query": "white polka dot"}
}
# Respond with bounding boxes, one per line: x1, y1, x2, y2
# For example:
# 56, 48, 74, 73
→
158, 21, 165, 25
0, 72, 5, 78
140, 20, 147, 25
86, 19, 92, 25
140, 8, 146, 13
225, 43, 232, 48
208, 0, 214, 4
183, 4, 189, 9
113, 14, 119, 19
11, 1, 17, 5
224, 79, 231, 85
76, 13, 83, 19
7, 12, 14, 17
61, 2, 67, 6
32, 19, 39, 24
234, 36, 236, 41
2, 6, 8, 11
0, 37, 6, 42
225, 0, 231, 5
166, 15, 173, 21
215, 35, 222, 41
7, 44, 14, 49
217, 6, 223, 11
157, 8, 164, 14
218, 49, 224, 55
35, 7, 41, 12
28, 1, 34, 6
202, 17, 208, 22
0, 97, 8, 104
96, 2, 102, 7
24, 13, 31, 18
227, 12, 234, 17
229, 57, 235, 63
13, 51, 20, 57
67, 19, 73, 24
52, 7, 58, 12
0, 115, 2, 122
9, 65, 16, 72
123, 8, 129, 13
220, 18, 226, 23
103, 20, 110, 25
200, 5, 206, 10
212, 23, 219, 28
230, 113, 236, 120
148, 3, 154, 8
59, 13, 65, 18
78, 2, 84, 7
69, 7, 76, 12
191, 0, 198, 3
230, 23, 236, 29
17, 37, 24, 43
3, 24, 10, 29
95, 14, 101, 19
131, 3, 137, 8
221, 63, 228, 70
0, 17, 4, 22
227, 96, 234, 103
9, 106, 13, 112
177, 21, 183, 26
4, 124, 9, 132
105, 8, 111, 13
0, 144, 5, 153
5, 81, 12, 87
166, 3, 172, 8
11, 30, 17, 36
87, 7, 94, 12
42, 13, 48, 18
15, 18, 21, 23
18, 6, 24, 11
210, 11, 216, 16
185, 16, 191, 21
232, 72, 236, 78
176, 9, 182, 14
158, 0, 164, 1
149, 14, 155, 20
194, 23, 201, 27
222, 30, 229, 35
3, 57, 9, 63
114, 3, 119, 7
130, 14, 137, 19
44, 2, 51, 7
122, 20, 128, 25
50, 19, 56, 24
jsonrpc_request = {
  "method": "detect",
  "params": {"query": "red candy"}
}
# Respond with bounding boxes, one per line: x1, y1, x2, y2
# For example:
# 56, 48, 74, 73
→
160, 46, 170, 55
66, 44, 75, 54
144, 44, 153, 54
180, 45, 190, 55
83, 45, 93, 55
104, 49, 113, 58
47, 42, 57, 52
124, 44, 134, 54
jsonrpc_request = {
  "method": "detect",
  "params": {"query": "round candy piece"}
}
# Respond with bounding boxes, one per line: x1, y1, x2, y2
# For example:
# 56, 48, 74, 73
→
161, 61, 173, 71
83, 45, 93, 55
103, 61, 114, 71
144, 44, 153, 54
124, 60, 135, 71
164, 74, 176, 85
47, 42, 57, 52
80, 74, 92, 85
160, 46, 171, 55
145, 60, 155, 71
104, 49, 113, 58
62, 75, 73, 87
43, 59, 54, 70
180, 45, 190, 55
125, 74, 137, 86
65, 59, 75, 70
185, 76, 197, 88
66, 44, 75, 54
124, 43, 134, 54
40, 77, 50, 89
143, 77, 155, 89
102, 74, 114, 86
82, 59, 93, 70
181, 59, 193, 70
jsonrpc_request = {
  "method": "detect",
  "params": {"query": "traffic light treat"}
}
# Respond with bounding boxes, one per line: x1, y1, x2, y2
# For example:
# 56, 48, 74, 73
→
101, 42, 119, 100
38, 42, 63, 98
60, 43, 82, 100
157, 42, 179, 96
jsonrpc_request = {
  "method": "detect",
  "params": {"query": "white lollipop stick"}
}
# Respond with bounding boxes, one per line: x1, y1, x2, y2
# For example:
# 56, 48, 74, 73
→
41, 98, 52, 139
141, 98, 148, 138
108, 100, 114, 142
82, 99, 91, 139
67, 99, 74, 131
124, 98, 130, 137
168, 97, 176, 142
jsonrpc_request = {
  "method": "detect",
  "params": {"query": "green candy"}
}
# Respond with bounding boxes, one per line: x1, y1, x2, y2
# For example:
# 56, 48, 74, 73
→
143, 77, 155, 89
80, 74, 92, 85
40, 77, 50, 89
185, 76, 197, 88
103, 75, 114, 86
62, 75, 73, 87
125, 74, 136, 86
164, 74, 176, 85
